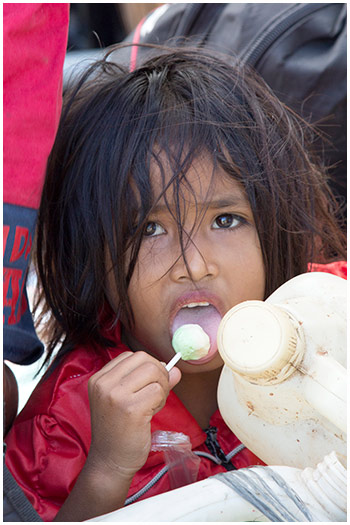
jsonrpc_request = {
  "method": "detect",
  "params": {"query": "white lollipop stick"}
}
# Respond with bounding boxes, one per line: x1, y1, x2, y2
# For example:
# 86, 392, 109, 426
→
165, 352, 182, 372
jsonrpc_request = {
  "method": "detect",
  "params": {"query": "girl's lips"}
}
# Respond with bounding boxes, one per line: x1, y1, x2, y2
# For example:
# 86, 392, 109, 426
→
169, 290, 225, 332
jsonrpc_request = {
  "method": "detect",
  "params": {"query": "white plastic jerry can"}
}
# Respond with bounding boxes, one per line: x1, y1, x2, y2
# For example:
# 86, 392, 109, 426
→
217, 272, 346, 469
88, 451, 347, 522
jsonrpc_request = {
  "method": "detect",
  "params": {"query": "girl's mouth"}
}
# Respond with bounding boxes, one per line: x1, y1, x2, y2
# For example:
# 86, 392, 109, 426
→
170, 300, 223, 364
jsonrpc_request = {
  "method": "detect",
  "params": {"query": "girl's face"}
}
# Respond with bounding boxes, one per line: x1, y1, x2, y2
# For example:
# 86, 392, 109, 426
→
109, 157, 265, 373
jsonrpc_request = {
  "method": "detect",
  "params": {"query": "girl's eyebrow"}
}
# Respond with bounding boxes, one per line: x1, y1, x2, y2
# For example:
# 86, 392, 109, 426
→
152, 195, 249, 214
207, 196, 248, 209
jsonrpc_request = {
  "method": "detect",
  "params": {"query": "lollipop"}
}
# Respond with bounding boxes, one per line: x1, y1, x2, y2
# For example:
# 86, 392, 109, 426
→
166, 324, 210, 371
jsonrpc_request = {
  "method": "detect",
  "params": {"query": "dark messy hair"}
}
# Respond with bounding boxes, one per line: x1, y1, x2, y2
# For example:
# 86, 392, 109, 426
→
34, 44, 346, 369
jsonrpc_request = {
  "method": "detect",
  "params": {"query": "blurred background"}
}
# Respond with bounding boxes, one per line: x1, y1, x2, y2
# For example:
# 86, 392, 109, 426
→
68, 3, 162, 49
64, 3, 164, 84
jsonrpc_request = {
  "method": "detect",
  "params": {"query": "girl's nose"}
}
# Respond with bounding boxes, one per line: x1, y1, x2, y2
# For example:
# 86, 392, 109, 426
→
169, 237, 219, 283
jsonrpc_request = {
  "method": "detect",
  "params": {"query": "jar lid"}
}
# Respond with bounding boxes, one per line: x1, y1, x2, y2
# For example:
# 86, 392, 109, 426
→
218, 300, 302, 383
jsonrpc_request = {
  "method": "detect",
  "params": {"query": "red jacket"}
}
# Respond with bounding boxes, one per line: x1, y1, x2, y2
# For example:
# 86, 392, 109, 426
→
5, 262, 346, 521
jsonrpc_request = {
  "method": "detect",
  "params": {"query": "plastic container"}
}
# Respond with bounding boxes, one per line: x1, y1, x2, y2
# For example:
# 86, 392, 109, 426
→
88, 452, 346, 522
217, 272, 346, 468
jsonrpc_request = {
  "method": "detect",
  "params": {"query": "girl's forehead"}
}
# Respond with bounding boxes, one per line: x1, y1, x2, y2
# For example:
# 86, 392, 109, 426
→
149, 155, 248, 207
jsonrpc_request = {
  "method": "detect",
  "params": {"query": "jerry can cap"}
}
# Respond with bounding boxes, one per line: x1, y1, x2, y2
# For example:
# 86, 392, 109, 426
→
217, 300, 302, 383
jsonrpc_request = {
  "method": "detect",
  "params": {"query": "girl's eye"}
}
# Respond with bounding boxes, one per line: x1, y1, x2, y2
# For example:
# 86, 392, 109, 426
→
144, 221, 165, 237
212, 214, 242, 229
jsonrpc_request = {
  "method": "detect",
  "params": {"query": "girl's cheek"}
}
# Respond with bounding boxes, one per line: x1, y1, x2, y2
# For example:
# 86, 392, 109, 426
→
138, 238, 175, 274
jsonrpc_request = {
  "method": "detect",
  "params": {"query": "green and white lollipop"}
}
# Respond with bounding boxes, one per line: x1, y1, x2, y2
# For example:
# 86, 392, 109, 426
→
166, 324, 210, 371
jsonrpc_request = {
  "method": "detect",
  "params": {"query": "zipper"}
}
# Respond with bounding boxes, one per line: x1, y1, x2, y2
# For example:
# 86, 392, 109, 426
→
205, 426, 237, 471
240, 3, 331, 67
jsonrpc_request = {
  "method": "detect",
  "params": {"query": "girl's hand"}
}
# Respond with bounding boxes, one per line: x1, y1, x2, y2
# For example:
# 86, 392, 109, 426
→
87, 351, 181, 483
55, 353, 181, 521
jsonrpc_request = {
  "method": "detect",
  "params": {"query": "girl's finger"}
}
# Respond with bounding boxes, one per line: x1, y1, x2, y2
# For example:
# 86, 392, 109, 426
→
168, 366, 182, 390
131, 382, 171, 416
90, 351, 169, 393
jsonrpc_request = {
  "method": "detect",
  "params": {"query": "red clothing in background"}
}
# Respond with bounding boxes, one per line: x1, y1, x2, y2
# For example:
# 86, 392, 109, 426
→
4, 3, 69, 210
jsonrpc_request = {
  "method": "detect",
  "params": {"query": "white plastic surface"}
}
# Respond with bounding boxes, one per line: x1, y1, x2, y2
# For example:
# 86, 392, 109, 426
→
87, 452, 346, 522
218, 301, 301, 382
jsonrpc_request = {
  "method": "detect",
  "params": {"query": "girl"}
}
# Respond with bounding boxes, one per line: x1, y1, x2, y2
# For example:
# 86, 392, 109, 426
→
5, 46, 346, 521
